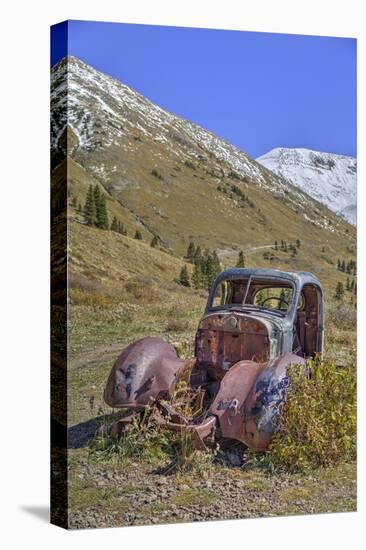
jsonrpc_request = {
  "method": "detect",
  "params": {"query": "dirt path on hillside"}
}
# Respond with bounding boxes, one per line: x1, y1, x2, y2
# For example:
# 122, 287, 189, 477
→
69, 341, 125, 371
217, 244, 274, 261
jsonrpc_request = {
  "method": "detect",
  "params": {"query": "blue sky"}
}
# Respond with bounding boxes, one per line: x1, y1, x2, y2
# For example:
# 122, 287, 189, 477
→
51, 20, 357, 158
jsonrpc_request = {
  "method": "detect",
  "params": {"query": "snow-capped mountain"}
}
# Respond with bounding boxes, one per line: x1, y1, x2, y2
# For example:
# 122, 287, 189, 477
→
256, 148, 357, 225
51, 56, 354, 243
51, 57, 325, 214
50, 56, 293, 197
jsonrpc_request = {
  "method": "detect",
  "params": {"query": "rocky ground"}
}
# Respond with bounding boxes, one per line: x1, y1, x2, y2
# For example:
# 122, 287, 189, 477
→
67, 449, 356, 529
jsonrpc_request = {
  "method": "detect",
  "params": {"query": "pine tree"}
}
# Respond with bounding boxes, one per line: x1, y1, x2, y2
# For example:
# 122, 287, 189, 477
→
346, 277, 350, 291
111, 216, 118, 232
186, 241, 196, 261
334, 281, 345, 301
350, 279, 355, 291
341, 260, 346, 272
93, 185, 101, 226
134, 230, 143, 240
199, 249, 210, 290
179, 265, 190, 287
193, 245, 202, 265
284, 242, 288, 252
236, 251, 245, 268
97, 193, 109, 229
205, 253, 215, 291
296, 239, 301, 248
274, 240, 278, 251
151, 235, 159, 248
337, 259, 341, 271
192, 261, 202, 289
117, 221, 127, 235
83, 184, 97, 226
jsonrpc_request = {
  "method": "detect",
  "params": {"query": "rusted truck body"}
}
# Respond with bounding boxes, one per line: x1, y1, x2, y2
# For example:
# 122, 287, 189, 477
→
104, 268, 323, 450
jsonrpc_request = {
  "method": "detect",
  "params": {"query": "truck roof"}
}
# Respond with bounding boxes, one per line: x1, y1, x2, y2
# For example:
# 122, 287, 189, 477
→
214, 268, 322, 290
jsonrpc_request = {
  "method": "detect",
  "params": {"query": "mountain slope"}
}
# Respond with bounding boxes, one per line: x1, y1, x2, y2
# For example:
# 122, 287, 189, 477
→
256, 147, 357, 225
51, 56, 356, 295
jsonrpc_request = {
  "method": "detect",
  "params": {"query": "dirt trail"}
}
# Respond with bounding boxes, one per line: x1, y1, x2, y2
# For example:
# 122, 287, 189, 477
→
69, 341, 125, 371
217, 244, 274, 261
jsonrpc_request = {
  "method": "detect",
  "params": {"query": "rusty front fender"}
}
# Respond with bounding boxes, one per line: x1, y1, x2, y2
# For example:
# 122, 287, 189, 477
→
104, 336, 194, 409
210, 353, 306, 451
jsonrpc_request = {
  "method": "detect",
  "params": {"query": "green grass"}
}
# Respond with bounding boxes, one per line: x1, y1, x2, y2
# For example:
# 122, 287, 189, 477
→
90, 420, 173, 467
170, 488, 217, 507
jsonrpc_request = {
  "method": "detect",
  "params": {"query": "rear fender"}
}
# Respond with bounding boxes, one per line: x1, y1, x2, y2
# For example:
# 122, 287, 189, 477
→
210, 353, 305, 450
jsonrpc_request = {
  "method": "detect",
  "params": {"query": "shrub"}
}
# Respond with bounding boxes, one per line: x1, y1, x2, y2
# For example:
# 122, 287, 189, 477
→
269, 358, 356, 473
178, 265, 190, 287
90, 413, 172, 466
68, 272, 102, 293
124, 278, 162, 303
151, 169, 164, 180
150, 235, 159, 248
184, 159, 196, 170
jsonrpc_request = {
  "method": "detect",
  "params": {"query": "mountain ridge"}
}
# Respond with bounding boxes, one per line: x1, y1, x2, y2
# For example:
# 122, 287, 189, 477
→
256, 147, 356, 225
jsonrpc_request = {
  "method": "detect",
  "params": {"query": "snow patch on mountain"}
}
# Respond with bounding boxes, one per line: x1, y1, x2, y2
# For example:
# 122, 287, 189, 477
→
50, 57, 353, 234
256, 147, 356, 225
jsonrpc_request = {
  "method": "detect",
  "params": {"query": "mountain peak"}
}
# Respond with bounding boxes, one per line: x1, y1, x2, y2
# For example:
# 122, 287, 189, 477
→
257, 147, 357, 225
52, 54, 90, 69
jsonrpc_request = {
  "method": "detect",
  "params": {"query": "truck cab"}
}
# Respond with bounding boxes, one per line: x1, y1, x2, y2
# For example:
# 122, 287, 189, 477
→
194, 268, 323, 380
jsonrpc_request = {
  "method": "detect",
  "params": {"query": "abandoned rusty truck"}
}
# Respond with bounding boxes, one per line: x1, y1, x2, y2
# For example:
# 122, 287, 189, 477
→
104, 268, 324, 451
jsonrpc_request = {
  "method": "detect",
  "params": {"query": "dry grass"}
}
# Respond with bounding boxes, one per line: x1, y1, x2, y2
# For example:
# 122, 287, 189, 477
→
166, 318, 191, 332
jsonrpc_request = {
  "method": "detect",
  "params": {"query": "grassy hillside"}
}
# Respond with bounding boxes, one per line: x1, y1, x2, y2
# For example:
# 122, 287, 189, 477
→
54, 152, 357, 304
65, 171, 355, 302
68, 219, 188, 288
71, 130, 356, 281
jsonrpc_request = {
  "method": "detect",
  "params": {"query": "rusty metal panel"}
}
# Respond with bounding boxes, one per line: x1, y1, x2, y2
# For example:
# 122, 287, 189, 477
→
209, 360, 266, 444
195, 313, 269, 372
104, 336, 189, 408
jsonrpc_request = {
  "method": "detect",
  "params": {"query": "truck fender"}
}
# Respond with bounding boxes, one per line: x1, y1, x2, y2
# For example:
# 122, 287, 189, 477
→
210, 353, 306, 451
104, 336, 193, 409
